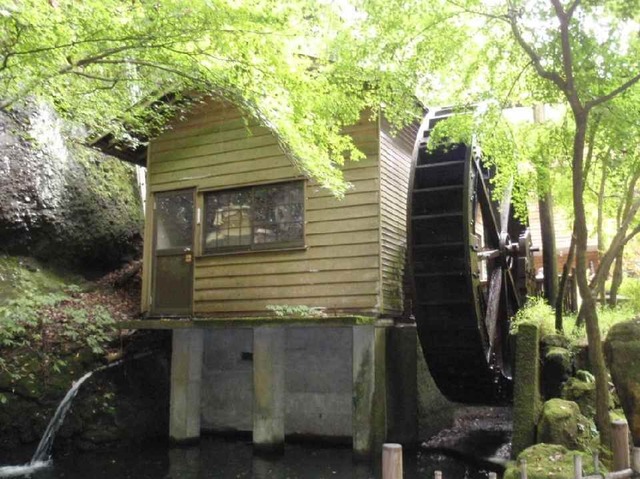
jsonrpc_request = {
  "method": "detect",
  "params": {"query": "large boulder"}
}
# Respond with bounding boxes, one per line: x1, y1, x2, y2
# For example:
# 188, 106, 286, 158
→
536, 399, 599, 452
0, 103, 143, 271
604, 319, 640, 445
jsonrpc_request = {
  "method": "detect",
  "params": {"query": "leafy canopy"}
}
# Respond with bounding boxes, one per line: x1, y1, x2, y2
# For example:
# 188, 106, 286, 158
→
0, 0, 465, 194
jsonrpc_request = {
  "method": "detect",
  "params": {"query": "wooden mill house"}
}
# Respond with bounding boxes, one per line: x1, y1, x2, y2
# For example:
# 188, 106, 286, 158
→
109, 97, 421, 456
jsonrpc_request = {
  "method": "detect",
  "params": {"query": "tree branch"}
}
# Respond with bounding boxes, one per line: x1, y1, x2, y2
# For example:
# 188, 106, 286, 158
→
586, 70, 640, 110
506, 9, 567, 91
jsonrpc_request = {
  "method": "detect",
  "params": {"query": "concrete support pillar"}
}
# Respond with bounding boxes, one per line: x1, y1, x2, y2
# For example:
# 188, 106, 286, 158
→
253, 327, 285, 452
512, 322, 542, 457
386, 324, 417, 446
170, 329, 204, 442
352, 322, 388, 458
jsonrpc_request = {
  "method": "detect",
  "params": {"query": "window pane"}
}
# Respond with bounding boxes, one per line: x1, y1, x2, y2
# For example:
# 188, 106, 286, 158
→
156, 191, 193, 250
253, 183, 303, 245
204, 190, 252, 249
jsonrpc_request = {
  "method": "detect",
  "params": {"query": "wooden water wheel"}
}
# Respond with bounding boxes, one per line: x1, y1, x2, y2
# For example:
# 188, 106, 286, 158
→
409, 113, 535, 405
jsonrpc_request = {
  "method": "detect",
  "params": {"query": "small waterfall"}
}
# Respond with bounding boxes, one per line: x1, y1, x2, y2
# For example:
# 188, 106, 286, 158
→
30, 370, 94, 464
0, 355, 144, 478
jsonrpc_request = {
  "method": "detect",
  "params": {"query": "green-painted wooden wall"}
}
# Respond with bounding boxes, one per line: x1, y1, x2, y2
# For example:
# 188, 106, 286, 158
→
141, 98, 417, 318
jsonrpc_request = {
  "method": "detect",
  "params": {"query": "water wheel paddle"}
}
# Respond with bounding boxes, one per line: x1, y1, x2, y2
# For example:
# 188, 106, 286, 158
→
409, 114, 535, 405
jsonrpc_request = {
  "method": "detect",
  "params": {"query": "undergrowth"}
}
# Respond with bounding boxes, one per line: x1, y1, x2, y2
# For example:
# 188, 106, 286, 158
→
511, 296, 635, 343
0, 257, 125, 403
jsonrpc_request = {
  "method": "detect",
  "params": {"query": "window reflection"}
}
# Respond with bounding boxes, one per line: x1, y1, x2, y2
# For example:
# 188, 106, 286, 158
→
203, 182, 304, 253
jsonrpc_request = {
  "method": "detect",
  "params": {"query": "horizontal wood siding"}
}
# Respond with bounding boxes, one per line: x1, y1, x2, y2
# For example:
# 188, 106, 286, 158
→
379, 119, 418, 316
145, 99, 381, 317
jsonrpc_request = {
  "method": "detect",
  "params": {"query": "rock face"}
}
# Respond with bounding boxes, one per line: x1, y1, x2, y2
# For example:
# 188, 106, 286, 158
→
604, 319, 640, 446
536, 399, 599, 451
0, 104, 143, 271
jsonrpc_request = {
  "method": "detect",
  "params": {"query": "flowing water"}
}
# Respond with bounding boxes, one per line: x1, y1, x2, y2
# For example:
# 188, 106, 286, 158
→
0, 359, 132, 478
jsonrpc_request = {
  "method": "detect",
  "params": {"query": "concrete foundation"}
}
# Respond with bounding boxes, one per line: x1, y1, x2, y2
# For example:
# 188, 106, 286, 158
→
253, 327, 285, 452
201, 328, 253, 432
165, 319, 412, 455
170, 329, 204, 442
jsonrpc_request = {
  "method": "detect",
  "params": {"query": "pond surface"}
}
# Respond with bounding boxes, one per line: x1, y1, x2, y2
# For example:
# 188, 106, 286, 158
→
0, 437, 500, 479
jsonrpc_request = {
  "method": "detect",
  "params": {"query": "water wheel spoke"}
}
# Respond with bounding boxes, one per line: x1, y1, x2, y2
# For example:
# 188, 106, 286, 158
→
484, 267, 503, 351
504, 267, 522, 310
473, 160, 500, 247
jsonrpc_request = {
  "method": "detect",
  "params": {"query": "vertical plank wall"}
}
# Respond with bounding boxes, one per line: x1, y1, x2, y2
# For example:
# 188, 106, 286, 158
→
142, 99, 383, 316
379, 119, 419, 315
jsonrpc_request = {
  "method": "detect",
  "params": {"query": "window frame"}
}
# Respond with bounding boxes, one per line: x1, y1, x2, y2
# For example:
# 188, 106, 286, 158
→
200, 180, 306, 256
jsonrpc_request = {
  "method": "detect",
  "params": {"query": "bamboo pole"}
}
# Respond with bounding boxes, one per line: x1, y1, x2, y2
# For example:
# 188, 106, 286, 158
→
612, 420, 630, 471
382, 444, 403, 479
604, 469, 633, 479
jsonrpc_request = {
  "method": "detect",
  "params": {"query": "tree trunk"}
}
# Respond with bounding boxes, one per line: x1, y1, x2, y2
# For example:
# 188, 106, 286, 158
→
596, 164, 607, 304
572, 113, 611, 446
555, 227, 576, 331
539, 193, 558, 305
609, 248, 624, 306
534, 104, 559, 306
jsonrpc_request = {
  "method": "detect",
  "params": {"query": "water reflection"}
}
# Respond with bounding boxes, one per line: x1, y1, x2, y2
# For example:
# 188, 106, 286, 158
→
0, 436, 498, 479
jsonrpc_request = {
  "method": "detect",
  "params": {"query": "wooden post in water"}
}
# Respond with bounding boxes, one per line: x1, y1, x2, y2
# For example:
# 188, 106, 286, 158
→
574, 453, 582, 479
382, 444, 403, 479
631, 447, 640, 474
612, 420, 630, 471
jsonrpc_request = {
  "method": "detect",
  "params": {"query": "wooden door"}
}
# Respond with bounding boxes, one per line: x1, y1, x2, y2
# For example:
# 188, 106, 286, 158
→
151, 189, 195, 316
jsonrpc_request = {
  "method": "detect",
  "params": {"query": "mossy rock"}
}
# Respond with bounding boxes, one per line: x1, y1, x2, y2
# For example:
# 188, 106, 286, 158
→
561, 376, 596, 419
571, 339, 591, 373
542, 334, 571, 350
537, 399, 599, 452
504, 444, 604, 479
604, 319, 640, 445
542, 347, 573, 399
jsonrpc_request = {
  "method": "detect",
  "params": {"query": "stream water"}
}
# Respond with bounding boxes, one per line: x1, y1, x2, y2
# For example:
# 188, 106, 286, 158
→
0, 436, 499, 479
0, 357, 506, 478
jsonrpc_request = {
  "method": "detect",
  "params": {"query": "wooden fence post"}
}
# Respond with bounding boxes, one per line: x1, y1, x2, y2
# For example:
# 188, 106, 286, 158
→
434, 470, 442, 479
382, 443, 402, 479
520, 458, 528, 479
612, 419, 630, 471
574, 453, 582, 479
631, 447, 640, 474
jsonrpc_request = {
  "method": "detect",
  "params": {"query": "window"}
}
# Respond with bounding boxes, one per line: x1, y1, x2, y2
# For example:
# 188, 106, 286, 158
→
203, 181, 304, 253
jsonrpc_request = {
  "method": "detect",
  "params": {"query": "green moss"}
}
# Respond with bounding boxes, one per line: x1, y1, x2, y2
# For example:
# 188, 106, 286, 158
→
0, 255, 84, 303
504, 444, 605, 479
561, 377, 596, 418
537, 399, 599, 452
604, 319, 640, 445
